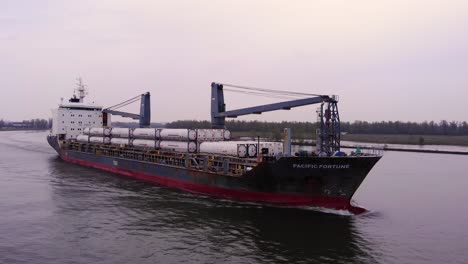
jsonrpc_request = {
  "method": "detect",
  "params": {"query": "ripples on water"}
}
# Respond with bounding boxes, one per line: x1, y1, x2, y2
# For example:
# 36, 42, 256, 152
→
0, 131, 467, 264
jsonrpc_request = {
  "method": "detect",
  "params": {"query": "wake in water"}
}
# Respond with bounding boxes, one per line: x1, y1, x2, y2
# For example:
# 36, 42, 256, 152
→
294, 200, 375, 216
0, 130, 54, 155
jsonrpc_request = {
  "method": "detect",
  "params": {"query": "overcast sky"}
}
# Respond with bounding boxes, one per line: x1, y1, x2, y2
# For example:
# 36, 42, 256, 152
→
1, 0, 467, 123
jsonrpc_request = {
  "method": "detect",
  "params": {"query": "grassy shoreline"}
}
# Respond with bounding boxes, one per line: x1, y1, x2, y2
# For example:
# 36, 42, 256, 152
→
232, 131, 468, 147
0, 128, 48, 132
2, 129, 466, 147
341, 134, 468, 147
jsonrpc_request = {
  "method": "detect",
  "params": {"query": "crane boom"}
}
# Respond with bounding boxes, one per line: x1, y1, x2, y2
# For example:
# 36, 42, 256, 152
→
210, 82, 341, 155
102, 92, 151, 128
215, 96, 332, 118
211, 82, 334, 126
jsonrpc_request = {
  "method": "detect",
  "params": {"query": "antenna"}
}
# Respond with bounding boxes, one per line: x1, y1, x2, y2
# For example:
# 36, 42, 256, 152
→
76, 77, 87, 103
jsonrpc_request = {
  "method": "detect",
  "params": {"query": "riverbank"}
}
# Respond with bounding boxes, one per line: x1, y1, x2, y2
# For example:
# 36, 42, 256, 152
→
4, 129, 465, 147
232, 131, 468, 147
341, 134, 468, 147
0, 128, 49, 132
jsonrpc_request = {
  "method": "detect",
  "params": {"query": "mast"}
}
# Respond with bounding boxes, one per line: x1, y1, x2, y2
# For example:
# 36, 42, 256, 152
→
76, 77, 87, 103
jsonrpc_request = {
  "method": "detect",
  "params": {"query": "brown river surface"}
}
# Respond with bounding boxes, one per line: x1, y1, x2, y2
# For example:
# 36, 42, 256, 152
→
0, 130, 467, 264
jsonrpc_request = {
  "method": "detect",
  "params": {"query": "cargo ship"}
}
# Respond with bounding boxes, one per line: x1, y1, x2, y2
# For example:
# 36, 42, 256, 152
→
47, 79, 382, 214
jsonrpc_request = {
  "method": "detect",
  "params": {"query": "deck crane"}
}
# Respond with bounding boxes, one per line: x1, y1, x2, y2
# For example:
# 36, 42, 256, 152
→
102, 92, 151, 128
210, 82, 341, 155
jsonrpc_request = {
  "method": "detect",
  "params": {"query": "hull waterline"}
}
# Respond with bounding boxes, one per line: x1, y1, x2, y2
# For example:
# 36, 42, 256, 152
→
48, 135, 379, 214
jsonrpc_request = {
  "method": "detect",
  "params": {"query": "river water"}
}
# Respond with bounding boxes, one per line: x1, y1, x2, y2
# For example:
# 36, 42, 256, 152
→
0, 131, 467, 264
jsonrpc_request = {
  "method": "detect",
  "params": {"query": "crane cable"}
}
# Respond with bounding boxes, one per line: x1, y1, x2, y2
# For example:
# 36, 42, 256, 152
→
105, 94, 141, 110
220, 83, 325, 97
223, 88, 304, 100
106, 97, 140, 110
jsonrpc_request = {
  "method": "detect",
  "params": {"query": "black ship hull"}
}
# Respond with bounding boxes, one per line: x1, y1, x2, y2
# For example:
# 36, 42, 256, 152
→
48, 135, 381, 214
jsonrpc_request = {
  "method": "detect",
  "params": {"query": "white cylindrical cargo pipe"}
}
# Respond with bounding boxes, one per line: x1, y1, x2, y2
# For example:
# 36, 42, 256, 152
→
247, 144, 257, 158
83, 127, 91, 135
111, 128, 131, 138
89, 136, 111, 144
76, 134, 89, 143
132, 128, 157, 139
208, 129, 224, 141
110, 138, 131, 146
196, 129, 207, 140
158, 129, 197, 141
89, 127, 111, 136
199, 141, 248, 158
238, 144, 248, 158
229, 141, 256, 157
223, 130, 231, 140
196, 129, 231, 141
159, 141, 197, 153
132, 139, 158, 149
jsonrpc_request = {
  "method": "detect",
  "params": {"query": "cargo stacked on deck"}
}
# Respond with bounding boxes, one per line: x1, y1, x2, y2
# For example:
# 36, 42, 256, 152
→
76, 127, 287, 158
76, 127, 234, 155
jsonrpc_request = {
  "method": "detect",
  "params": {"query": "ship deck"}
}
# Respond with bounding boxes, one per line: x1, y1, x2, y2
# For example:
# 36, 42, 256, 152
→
65, 141, 260, 177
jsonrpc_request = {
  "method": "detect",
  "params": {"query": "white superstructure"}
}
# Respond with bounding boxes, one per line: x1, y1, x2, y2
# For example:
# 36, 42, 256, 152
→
51, 78, 110, 140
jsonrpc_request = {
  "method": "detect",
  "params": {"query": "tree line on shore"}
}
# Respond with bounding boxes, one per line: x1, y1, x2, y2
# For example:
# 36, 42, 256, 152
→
0, 119, 52, 130
165, 120, 468, 136
2, 118, 467, 136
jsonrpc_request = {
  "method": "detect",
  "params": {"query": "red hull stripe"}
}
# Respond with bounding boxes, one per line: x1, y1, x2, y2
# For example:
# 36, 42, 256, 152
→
63, 156, 365, 214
